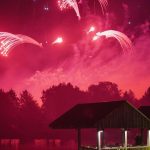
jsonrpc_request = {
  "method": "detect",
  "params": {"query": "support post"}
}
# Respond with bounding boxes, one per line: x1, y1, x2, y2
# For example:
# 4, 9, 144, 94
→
122, 129, 127, 148
125, 130, 127, 148
140, 128, 144, 145
101, 130, 104, 148
97, 130, 103, 150
77, 128, 81, 150
147, 129, 150, 146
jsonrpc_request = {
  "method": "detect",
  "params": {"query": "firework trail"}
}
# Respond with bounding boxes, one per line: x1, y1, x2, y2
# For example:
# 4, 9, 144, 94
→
80, 0, 108, 15
98, 0, 108, 14
0, 32, 42, 56
58, 0, 81, 20
93, 30, 133, 52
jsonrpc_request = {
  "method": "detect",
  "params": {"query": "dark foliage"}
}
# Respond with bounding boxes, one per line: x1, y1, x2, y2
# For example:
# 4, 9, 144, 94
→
140, 87, 150, 106
88, 81, 122, 101
0, 82, 149, 139
18, 90, 44, 140
122, 90, 140, 108
0, 89, 19, 138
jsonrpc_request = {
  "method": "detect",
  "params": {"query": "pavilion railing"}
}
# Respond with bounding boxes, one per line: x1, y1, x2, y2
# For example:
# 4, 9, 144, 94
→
81, 146, 150, 150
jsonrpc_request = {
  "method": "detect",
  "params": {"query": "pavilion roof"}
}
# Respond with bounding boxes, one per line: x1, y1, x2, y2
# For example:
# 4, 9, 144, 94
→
139, 106, 150, 119
50, 100, 150, 129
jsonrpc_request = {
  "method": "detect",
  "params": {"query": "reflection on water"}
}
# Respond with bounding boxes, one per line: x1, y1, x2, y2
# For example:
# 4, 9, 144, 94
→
0, 139, 77, 150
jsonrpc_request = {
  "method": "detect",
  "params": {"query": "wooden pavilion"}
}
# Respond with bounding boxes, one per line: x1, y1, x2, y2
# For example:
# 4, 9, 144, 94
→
139, 106, 150, 119
139, 106, 150, 146
49, 101, 150, 150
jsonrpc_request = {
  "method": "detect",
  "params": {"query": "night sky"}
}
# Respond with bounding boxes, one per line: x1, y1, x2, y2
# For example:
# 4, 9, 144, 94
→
0, 0, 150, 104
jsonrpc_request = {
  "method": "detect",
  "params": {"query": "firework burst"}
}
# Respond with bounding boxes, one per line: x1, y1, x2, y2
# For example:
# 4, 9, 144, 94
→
57, 0, 108, 20
93, 30, 132, 52
58, 0, 81, 20
0, 32, 42, 56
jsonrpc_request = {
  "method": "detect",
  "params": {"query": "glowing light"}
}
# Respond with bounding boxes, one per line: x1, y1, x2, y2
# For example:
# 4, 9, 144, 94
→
0, 32, 42, 56
124, 130, 128, 147
94, 30, 132, 52
92, 35, 99, 41
87, 26, 96, 34
97, 130, 103, 149
57, 0, 81, 20
52, 37, 63, 45
44, 4, 49, 11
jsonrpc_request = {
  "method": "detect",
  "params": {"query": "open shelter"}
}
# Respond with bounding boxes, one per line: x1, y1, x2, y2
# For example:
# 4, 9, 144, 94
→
50, 101, 150, 150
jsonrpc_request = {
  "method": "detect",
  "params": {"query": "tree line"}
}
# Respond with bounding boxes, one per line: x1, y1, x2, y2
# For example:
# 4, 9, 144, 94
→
0, 81, 150, 140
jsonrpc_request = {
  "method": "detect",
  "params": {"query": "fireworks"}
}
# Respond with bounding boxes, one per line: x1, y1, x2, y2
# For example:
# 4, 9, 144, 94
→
93, 30, 133, 52
57, 0, 108, 20
0, 32, 42, 56
98, 0, 108, 14
92, 35, 99, 41
52, 37, 63, 45
58, 0, 71, 10
58, 0, 81, 20
87, 26, 96, 34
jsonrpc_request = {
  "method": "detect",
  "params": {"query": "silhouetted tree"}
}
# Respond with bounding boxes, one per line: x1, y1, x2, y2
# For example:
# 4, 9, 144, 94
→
18, 90, 43, 141
140, 87, 150, 106
122, 90, 139, 107
41, 83, 88, 139
0, 89, 19, 138
88, 81, 122, 101
42, 83, 87, 122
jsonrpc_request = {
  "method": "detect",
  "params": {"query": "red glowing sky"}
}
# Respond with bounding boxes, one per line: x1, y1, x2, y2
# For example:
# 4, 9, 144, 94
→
0, 0, 150, 103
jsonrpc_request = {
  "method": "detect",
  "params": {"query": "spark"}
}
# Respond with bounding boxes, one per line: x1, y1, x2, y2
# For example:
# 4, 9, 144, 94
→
57, 0, 81, 20
43, 4, 49, 11
93, 30, 132, 52
87, 26, 96, 34
92, 35, 99, 41
52, 37, 63, 45
0, 32, 42, 56
128, 21, 131, 25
